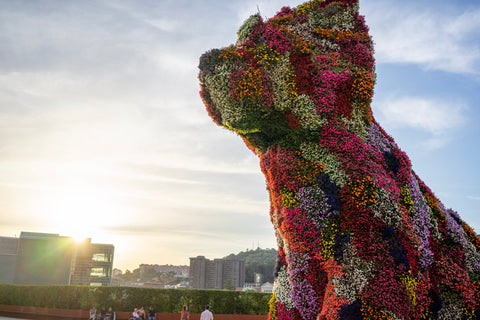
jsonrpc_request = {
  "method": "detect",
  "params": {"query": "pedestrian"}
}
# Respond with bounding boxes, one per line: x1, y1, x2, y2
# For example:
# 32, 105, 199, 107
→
200, 305, 213, 320
148, 306, 156, 320
180, 305, 189, 320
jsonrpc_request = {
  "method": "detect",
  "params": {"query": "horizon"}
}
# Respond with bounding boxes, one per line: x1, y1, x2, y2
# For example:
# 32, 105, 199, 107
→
0, 0, 479, 272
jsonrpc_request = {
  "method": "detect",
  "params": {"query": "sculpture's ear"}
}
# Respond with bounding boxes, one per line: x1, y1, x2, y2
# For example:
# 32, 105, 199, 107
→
236, 13, 263, 46
295, 0, 358, 16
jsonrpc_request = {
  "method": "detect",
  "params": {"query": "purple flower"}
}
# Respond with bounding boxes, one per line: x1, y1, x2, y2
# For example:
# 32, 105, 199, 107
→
297, 185, 336, 228
286, 251, 319, 320
408, 176, 433, 269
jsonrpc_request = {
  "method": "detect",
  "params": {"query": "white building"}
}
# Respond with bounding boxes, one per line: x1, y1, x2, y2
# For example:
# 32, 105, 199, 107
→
261, 282, 274, 293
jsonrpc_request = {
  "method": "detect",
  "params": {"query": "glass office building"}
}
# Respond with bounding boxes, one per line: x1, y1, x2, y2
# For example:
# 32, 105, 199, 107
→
0, 232, 114, 286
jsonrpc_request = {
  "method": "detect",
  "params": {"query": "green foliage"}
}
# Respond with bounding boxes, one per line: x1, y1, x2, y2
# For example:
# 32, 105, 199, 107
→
0, 284, 270, 315
223, 279, 235, 291
115, 268, 182, 286
224, 248, 277, 283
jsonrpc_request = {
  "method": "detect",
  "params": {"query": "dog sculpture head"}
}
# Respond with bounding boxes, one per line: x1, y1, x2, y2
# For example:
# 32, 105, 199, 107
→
199, 0, 374, 154
199, 1, 480, 318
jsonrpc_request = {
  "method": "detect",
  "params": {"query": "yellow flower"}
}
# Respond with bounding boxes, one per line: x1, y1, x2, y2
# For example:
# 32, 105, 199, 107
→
320, 221, 339, 260
400, 186, 414, 215
401, 270, 418, 307
268, 292, 277, 319
295, 0, 323, 16
281, 188, 298, 208
255, 45, 279, 67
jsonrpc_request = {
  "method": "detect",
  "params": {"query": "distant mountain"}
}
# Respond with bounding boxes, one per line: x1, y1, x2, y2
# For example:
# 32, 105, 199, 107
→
224, 247, 278, 283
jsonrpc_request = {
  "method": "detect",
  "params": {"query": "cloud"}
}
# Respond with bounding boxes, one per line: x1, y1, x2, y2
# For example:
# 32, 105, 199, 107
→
237, 0, 305, 24
419, 136, 453, 151
376, 96, 466, 134
374, 95, 468, 150
467, 196, 480, 201
362, 1, 480, 74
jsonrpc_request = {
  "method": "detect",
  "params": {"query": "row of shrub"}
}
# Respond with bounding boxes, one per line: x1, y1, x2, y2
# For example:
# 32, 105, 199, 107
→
0, 284, 270, 314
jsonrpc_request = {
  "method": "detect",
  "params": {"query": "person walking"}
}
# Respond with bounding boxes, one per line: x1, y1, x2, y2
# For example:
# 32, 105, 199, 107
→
200, 305, 213, 320
180, 305, 189, 320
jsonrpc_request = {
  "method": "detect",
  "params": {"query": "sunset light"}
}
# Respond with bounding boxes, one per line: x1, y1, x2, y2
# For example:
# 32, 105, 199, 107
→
0, 0, 478, 275
34, 178, 125, 242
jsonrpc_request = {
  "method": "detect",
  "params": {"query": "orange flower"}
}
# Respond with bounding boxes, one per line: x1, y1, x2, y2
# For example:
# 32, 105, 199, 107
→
314, 28, 371, 43
232, 67, 264, 100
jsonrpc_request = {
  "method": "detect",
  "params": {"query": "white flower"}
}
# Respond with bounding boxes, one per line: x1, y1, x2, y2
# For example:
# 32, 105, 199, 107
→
273, 266, 294, 309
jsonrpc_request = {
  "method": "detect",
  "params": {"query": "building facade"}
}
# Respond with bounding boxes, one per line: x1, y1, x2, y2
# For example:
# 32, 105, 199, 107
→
70, 239, 115, 286
0, 236, 18, 284
189, 255, 245, 289
139, 264, 189, 277
0, 232, 114, 286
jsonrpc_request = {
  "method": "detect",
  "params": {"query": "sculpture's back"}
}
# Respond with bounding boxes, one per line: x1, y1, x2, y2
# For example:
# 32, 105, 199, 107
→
199, 0, 480, 319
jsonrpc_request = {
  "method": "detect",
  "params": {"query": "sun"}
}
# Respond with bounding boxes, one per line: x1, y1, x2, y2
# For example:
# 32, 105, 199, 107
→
35, 183, 124, 240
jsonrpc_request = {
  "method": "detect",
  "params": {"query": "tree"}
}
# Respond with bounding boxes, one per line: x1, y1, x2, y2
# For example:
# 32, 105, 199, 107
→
224, 279, 235, 290
224, 248, 277, 283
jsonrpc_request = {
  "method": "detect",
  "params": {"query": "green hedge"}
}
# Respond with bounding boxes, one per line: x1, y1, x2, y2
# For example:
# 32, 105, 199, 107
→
0, 284, 270, 314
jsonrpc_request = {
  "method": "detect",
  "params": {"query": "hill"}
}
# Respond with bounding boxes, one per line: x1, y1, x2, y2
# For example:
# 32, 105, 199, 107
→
225, 247, 278, 283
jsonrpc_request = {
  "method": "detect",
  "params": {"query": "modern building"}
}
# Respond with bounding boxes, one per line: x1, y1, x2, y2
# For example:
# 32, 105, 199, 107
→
189, 255, 245, 289
0, 231, 114, 286
70, 239, 115, 286
0, 236, 18, 284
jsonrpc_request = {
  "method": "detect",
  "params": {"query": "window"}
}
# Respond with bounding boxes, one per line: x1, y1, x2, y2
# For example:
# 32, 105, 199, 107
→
90, 282, 102, 287
92, 253, 109, 262
91, 267, 107, 277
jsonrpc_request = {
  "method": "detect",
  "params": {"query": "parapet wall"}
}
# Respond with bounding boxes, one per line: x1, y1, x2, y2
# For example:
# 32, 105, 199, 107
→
0, 305, 267, 320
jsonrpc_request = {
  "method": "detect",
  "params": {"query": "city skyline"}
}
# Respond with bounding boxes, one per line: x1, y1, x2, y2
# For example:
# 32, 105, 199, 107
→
0, 0, 479, 272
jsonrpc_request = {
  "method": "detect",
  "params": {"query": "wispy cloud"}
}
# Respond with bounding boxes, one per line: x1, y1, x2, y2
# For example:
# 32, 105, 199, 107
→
374, 95, 468, 149
0, 0, 478, 269
377, 96, 467, 134
467, 196, 480, 201
362, 1, 480, 74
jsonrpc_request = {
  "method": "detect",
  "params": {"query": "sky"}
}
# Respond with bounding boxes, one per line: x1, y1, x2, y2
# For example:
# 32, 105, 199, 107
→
0, 0, 479, 272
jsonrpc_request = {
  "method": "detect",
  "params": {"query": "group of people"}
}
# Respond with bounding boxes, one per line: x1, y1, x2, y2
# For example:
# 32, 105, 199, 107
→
89, 306, 115, 320
90, 304, 213, 320
131, 306, 156, 320
131, 304, 212, 320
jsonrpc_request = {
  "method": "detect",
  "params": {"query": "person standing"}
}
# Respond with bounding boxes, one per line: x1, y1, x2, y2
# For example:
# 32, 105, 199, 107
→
200, 305, 213, 320
180, 305, 189, 320
148, 306, 156, 320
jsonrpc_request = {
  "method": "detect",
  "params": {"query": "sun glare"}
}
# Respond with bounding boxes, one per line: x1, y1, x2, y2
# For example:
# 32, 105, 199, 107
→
36, 183, 124, 240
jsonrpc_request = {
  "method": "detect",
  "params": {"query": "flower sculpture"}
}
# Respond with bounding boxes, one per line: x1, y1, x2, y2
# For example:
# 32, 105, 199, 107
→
198, 0, 480, 319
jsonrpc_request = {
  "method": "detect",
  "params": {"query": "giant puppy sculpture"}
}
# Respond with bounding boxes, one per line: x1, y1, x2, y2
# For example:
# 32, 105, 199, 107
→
198, 0, 480, 319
